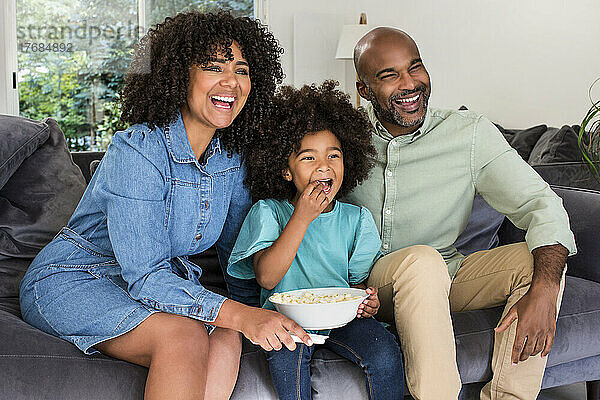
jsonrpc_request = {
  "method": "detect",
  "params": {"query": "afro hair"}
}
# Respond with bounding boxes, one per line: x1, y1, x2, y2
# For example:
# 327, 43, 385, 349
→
119, 10, 284, 154
246, 80, 376, 201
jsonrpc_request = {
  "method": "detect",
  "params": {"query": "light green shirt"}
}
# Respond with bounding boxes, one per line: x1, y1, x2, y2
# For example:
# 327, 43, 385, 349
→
344, 103, 576, 278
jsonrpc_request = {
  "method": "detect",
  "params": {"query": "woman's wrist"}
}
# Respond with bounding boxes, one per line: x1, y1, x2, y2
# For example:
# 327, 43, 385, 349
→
214, 299, 245, 332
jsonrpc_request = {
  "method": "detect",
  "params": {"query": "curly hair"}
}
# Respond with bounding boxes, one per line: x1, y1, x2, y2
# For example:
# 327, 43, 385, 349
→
119, 11, 284, 154
246, 80, 376, 201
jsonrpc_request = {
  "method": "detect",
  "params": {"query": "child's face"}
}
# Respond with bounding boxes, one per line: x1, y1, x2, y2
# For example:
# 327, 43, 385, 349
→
284, 130, 344, 208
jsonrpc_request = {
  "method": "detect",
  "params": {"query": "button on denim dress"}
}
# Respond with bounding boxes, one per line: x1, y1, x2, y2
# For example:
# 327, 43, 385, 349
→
19, 113, 252, 354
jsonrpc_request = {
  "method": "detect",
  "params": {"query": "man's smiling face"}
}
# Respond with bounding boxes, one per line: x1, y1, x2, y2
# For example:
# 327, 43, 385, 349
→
356, 29, 431, 136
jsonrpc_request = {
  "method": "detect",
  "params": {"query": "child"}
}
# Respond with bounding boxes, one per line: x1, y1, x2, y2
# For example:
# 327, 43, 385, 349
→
228, 81, 404, 400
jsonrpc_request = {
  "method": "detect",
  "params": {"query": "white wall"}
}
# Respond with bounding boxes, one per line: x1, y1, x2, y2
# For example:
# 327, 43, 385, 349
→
265, 0, 600, 128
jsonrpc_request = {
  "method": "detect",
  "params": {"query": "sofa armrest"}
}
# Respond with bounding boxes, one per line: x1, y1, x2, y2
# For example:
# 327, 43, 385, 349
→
498, 185, 600, 283
551, 185, 600, 283
533, 162, 600, 191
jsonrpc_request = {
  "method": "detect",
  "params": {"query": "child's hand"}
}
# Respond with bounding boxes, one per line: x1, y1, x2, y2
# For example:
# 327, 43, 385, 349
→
293, 181, 330, 222
357, 287, 379, 318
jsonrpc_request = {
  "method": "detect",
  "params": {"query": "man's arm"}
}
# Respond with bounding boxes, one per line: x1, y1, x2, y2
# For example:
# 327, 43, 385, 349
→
471, 116, 575, 363
495, 244, 568, 363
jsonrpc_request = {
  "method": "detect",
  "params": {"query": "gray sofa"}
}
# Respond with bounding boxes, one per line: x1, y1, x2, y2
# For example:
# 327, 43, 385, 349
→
1, 115, 600, 399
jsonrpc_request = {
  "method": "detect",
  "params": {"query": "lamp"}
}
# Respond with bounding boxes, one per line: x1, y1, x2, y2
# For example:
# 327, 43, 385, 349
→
335, 13, 370, 106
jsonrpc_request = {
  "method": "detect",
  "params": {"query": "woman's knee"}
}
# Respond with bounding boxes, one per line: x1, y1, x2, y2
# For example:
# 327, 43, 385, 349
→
149, 314, 210, 360
210, 327, 242, 356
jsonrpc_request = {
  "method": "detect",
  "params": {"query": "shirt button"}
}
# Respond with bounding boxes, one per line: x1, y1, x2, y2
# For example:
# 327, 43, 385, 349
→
385, 209, 391, 215
383, 244, 389, 249
202, 201, 209, 210
387, 170, 393, 177
195, 233, 202, 240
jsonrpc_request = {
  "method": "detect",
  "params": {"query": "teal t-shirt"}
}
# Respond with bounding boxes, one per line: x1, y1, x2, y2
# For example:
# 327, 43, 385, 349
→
227, 199, 382, 310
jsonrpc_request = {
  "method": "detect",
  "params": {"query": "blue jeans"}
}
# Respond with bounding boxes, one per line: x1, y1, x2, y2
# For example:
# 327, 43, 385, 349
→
265, 317, 404, 400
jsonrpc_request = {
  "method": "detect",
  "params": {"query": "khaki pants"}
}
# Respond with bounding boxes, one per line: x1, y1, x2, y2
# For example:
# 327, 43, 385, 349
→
368, 243, 565, 400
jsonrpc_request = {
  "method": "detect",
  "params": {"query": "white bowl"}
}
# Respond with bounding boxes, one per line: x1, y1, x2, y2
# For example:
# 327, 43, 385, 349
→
269, 287, 368, 330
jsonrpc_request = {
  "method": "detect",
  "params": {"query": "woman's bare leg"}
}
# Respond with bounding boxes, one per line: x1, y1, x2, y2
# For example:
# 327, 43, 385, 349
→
204, 327, 242, 400
95, 313, 214, 400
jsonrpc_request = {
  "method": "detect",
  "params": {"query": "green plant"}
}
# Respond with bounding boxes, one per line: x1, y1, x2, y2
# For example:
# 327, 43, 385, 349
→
577, 77, 600, 183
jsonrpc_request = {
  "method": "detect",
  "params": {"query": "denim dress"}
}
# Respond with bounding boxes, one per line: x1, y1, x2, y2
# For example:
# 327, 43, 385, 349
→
19, 113, 252, 354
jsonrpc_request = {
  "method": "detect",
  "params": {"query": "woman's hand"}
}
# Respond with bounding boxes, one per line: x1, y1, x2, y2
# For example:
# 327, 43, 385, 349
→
293, 181, 330, 223
216, 300, 312, 351
240, 306, 313, 351
357, 287, 379, 318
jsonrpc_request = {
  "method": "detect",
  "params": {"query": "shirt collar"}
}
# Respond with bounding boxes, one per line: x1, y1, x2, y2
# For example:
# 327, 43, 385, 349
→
164, 111, 222, 164
365, 102, 432, 143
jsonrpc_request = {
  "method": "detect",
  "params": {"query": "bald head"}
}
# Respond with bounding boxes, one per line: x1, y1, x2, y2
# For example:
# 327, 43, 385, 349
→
352, 27, 430, 136
354, 27, 418, 82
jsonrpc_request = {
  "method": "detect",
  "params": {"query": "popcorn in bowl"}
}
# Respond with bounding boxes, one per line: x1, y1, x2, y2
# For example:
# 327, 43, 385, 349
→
269, 287, 368, 330
270, 291, 363, 304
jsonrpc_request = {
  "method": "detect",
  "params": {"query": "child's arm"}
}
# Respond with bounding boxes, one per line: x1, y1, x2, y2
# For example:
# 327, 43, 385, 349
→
348, 207, 382, 318
254, 181, 329, 290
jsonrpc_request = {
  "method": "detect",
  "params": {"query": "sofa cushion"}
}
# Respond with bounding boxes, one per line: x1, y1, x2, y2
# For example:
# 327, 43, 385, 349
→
0, 258, 31, 316
0, 114, 50, 189
0, 117, 86, 260
0, 310, 147, 399
454, 195, 504, 256
496, 124, 548, 162
0, 307, 369, 400
528, 125, 582, 165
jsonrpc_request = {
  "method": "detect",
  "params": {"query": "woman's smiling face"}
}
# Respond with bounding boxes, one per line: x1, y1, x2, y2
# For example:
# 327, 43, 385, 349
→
182, 41, 251, 133
284, 130, 344, 212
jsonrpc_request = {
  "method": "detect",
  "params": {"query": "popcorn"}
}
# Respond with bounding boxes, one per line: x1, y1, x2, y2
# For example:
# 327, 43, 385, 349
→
271, 291, 363, 304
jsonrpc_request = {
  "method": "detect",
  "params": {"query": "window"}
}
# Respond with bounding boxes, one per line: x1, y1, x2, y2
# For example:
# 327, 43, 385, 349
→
16, 0, 254, 151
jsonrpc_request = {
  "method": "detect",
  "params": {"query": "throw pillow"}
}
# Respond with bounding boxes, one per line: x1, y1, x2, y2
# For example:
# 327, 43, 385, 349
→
454, 194, 505, 256
495, 124, 548, 161
0, 114, 50, 189
0, 117, 86, 259
528, 125, 582, 165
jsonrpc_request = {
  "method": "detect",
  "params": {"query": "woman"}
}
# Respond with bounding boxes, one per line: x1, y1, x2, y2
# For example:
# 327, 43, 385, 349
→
19, 11, 311, 400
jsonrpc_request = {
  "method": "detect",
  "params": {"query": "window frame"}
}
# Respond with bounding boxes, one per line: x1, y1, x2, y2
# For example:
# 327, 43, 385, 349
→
1, 0, 18, 115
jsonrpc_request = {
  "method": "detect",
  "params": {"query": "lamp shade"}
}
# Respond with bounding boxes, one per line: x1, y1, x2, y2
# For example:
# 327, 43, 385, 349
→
335, 24, 371, 59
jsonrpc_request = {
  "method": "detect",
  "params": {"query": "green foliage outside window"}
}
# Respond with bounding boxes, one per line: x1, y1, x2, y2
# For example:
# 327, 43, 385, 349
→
17, 0, 253, 151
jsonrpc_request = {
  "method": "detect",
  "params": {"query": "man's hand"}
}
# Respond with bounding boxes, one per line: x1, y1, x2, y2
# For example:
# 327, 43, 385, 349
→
357, 287, 379, 318
495, 243, 568, 364
495, 284, 560, 364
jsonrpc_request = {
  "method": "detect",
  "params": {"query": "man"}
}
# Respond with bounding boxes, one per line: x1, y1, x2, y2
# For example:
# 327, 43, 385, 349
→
345, 27, 576, 400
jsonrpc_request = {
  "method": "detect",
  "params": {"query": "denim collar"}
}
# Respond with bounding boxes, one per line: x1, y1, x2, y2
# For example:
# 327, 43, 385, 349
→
164, 111, 222, 164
